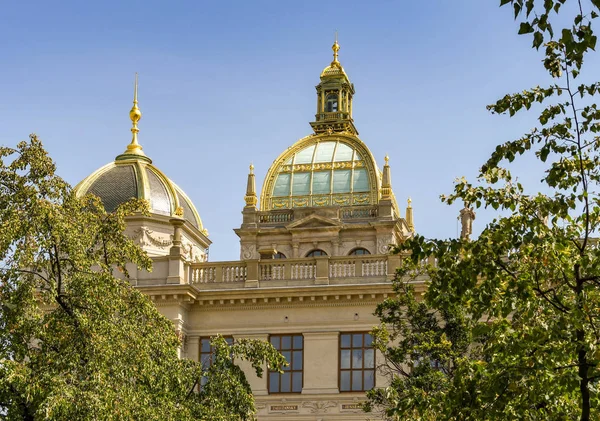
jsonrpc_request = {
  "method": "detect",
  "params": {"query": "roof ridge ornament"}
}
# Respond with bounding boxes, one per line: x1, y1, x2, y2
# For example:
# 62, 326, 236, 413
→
116, 74, 151, 162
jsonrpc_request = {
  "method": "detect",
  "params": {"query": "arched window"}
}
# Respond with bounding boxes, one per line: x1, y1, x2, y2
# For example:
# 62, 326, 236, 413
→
349, 248, 371, 256
274, 252, 287, 259
306, 249, 328, 257
325, 94, 338, 112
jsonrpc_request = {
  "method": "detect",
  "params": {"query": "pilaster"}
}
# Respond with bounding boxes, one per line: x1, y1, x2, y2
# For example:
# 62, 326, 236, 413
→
302, 331, 340, 394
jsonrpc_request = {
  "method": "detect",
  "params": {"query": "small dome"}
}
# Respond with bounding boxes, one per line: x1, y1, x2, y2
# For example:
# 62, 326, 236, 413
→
320, 62, 348, 79
75, 156, 204, 231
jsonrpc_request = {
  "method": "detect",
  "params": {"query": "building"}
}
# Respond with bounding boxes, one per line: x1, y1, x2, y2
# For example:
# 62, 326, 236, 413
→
75, 41, 417, 420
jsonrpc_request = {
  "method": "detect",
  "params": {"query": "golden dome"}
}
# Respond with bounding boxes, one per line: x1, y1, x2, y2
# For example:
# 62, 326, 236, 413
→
74, 156, 205, 232
261, 133, 382, 210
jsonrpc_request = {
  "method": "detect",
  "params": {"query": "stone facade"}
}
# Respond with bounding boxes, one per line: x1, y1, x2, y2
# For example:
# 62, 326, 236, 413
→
78, 40, 424, 420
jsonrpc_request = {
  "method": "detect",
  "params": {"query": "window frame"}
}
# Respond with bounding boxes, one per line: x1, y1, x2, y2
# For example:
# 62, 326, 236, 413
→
306, 249, 328, 257
339, 332, 375, 392
274, 252, 287, 259
348, 247, 371, 256
268, 334, 304, 394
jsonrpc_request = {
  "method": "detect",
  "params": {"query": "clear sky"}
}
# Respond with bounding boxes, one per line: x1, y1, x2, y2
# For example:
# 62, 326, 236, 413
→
1, 1, 594, 261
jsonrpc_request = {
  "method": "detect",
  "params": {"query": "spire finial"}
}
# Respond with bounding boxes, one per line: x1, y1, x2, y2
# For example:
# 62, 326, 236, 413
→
406, 197, 415, 232
124, 73, 145, 157
384, 154, 389, 165
245, 162, 258, 208
332, 31, 340, 64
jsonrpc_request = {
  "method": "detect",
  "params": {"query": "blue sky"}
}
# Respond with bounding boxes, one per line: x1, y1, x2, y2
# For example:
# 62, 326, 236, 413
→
0, 1, 593, 261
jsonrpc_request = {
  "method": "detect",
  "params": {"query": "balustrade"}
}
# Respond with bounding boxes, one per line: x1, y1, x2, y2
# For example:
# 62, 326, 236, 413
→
340, 206, 378, 219
188, 254, 401, 286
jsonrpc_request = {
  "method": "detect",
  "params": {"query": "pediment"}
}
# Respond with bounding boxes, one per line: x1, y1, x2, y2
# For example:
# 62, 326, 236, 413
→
287, 214, 342, 230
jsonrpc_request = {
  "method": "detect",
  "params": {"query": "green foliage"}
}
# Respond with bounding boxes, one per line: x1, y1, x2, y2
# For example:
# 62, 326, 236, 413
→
367, 1, 600, 420
0, 136, 285, 420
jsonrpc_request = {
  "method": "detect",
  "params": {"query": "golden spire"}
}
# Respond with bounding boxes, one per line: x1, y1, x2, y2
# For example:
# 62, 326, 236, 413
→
123, 73, 146, 157
331, 31, 340, 66
245, 163, 258, 208
406, 197, 415, 232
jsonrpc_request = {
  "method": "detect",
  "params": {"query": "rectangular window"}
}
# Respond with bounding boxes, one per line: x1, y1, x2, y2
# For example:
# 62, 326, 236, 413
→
312, 171, 331, 194
339, 332, 375, 392
332, 169, 351, 193
352, 168, 369, 192
269, 334, 303, 393
273, 174, 291, 197
200, 336, 234, 386
292, 172, 311, 196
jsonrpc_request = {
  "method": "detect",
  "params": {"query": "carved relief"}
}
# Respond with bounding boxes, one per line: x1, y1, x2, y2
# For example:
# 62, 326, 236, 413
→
377, 235, 394, 254
131, 228, 172, 249
302, 401, 337, 414
241, 244, 257, 260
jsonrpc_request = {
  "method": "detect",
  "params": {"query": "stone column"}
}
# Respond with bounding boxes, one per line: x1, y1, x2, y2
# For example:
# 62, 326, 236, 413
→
167, 218, 186, 284
233, 333, 269, 396
302, 332, 339, 394
187, 335, 200, 362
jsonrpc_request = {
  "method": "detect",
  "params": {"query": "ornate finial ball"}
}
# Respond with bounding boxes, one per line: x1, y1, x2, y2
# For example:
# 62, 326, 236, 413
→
332, 41, 340, 53
384, 154, 390, 164
249, 163, 254, 172
408, 197, 412, 205
130, 107, 142, 123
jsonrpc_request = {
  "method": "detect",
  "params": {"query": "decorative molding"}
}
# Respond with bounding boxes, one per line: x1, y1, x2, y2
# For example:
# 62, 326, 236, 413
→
131, 227, 172, 249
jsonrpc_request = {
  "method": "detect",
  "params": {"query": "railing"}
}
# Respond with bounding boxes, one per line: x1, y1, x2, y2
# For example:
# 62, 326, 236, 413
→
340, 206, 378, 219
189, 261, 247, 283
329, 255, 388, 279
258, 211, 294, 224
188, 254, 400, 286
315, 112, 350, 121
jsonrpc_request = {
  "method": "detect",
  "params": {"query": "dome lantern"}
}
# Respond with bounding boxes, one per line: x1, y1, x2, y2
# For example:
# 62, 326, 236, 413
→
311, 36, 358, 136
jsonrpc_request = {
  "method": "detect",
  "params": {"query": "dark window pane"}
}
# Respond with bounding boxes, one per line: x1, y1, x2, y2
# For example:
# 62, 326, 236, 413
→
352, 349, 363, 369
352, 334, 363, 348
293, 335, 303, 349
292, 372, 302, 392
270, 336, 280, 349
269, 372, 279, 393
364, 370, 374, 390
364, 349, 374, 368
352, 371, 362, 391
281, 372, 291, 392
282, 351, 292, 370
340, 371, 351, 391
201, 354, 211, 369
282, 336, 292, 350
364, 334, 373, 347
225, 337, 234, 346
293, 351, 303, 370
341, 334, 351, 348
201, 339, 211, 353
340, 349, 351, 369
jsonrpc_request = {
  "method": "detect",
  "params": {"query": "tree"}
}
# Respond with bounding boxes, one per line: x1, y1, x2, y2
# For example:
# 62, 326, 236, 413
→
0, 136, 285, 420
368, 1, 600, 420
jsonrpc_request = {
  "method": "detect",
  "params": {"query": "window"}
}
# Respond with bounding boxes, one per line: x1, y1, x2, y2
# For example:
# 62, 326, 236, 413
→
200, 336, 234, 385
326, 94, 338, 112
349, 248, 371, 255
274, 252, 286, 259
269, 334, 303, 393
340, 333, 375, 392
306, 249, 327, 257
